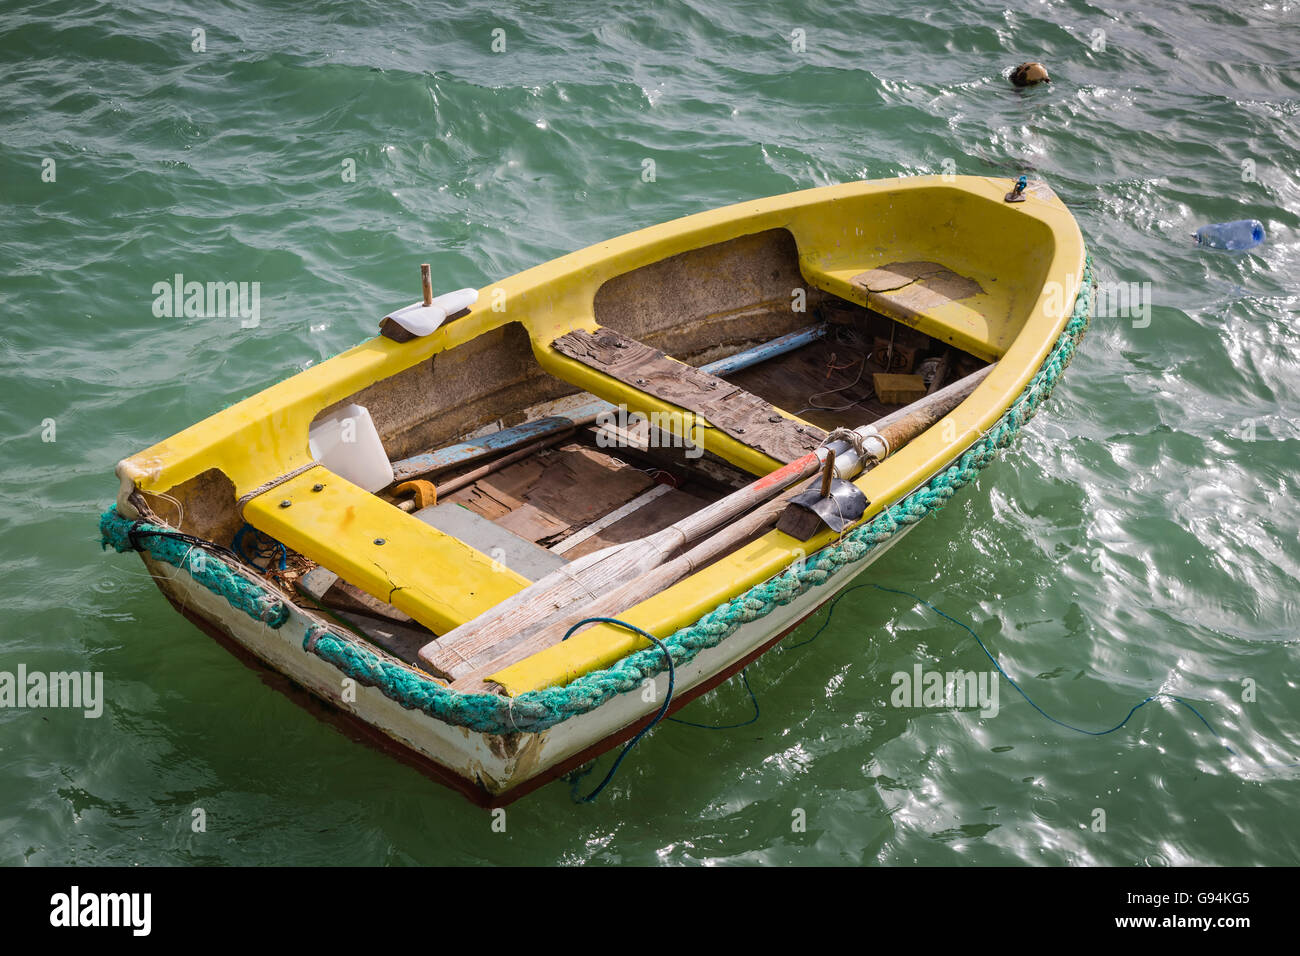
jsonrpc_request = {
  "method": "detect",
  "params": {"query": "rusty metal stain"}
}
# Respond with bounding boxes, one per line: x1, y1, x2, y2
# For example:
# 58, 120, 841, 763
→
486, 731, 525, 761
507, 729, 548, 783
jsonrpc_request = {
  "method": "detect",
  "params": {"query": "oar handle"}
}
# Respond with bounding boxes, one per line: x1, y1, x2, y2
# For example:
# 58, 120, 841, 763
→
751, 449, 822, 491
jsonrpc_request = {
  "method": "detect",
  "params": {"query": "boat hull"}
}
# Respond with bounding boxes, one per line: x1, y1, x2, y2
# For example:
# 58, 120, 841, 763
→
139, 521, 918, 804
103, 177, 1092, 803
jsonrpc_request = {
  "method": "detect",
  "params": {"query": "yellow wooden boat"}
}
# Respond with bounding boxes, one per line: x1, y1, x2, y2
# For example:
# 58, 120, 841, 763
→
102, 176, 1090, 804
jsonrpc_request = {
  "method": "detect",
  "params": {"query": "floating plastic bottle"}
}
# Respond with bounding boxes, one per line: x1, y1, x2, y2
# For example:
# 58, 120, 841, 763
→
1193, 219, 1265, 251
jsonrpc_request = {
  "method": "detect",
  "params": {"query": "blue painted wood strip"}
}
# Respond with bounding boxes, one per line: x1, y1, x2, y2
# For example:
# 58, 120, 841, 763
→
698, 323, 828, 377
390, 412, 594, 482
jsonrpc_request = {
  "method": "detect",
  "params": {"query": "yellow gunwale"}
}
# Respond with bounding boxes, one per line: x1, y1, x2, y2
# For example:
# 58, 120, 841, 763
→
116, 176, 1084, 694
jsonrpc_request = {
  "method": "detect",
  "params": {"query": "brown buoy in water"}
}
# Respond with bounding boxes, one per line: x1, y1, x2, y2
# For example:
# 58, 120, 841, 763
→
1010, 62, 1050, 87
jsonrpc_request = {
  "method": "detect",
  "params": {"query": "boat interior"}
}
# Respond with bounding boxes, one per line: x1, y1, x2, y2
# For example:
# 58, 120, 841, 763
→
130, 209, 1055, 692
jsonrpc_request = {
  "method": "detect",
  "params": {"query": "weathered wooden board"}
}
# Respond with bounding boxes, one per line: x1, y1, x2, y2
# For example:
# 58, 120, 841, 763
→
496, 503, 570, 545
297, 568, 416, 626
519, 446, 655, 528
552, 328, 826, 463
850, 261, 985, 323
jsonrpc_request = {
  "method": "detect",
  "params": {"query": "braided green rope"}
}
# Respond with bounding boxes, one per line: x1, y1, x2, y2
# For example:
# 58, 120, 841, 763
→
99, 509, 290, 628
303, 254, 1094, 734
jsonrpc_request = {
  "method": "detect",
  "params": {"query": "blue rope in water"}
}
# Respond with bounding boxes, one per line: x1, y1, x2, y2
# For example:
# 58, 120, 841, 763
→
566, 582, 1295, 801
562, 617, 675, 803
871, 584, 1228, 739
666, 669, 760, 729
803, 583, 1297, 767
562, 617, 767, 801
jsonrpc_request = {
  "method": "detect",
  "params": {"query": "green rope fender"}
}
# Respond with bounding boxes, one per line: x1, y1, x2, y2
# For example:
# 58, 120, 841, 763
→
303, 254, 1094, 735
99, 509, 290, 628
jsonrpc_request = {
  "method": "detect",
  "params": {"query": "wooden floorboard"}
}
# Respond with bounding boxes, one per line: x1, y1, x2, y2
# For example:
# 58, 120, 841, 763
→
725, 336, 892, 433
441, 441, 711, 553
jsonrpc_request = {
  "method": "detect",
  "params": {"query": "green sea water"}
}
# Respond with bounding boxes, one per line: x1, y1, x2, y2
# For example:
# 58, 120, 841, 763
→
1, 0, 1298, 866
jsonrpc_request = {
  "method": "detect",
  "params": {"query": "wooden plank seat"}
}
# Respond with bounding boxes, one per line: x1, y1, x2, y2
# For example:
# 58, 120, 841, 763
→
551, 327, 827, 463
800, 258, 1008, 363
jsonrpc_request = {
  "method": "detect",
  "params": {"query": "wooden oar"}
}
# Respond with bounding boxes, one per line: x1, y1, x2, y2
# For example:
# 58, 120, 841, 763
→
417, 363, 994, 677
417, 450, 821, 676
449, 472, 822, 689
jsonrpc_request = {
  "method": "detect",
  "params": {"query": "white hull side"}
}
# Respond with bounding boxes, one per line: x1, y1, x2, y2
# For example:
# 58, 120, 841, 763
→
142, 521, 917, 800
